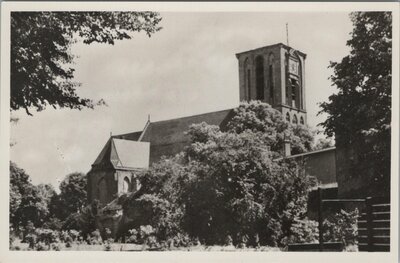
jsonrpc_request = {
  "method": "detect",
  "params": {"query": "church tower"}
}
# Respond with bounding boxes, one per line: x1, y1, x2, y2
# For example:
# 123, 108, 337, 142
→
236, 43, 307, 125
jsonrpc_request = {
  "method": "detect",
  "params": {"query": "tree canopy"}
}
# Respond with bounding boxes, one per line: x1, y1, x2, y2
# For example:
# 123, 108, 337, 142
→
10, 162, 52, 228
124, 101, 317, 246
11, 11, 162, 115
319, 12, 392, 190
10, 162, 89, 232
50, 172, 87, 221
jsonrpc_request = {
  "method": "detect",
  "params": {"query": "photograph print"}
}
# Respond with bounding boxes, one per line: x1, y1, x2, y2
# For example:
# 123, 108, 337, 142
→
2, 3, 397, 255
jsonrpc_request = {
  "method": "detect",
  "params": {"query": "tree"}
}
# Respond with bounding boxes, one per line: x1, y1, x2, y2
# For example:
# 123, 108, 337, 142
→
10, 162, 50, 229
313, 137, 335, 150
226, 101, 315, 155
11, 11, 162, 115
51, 172, 87, 221
126, 101, 317, 246
319, 12, 392, 194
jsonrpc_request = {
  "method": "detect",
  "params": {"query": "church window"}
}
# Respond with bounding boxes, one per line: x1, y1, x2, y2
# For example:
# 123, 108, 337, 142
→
244, 58, 251, 100
291, 79, 297, 108
122, 177, 130, 193
292, 114, 298, 124
269, 64, 274, 103
255, 56, 265, 101
300, 116, 304, 125
286, 113, 290, 122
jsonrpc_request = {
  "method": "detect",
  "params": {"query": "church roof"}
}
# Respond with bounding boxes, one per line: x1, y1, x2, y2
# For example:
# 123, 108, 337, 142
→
114, 108, 236, 163
92, 138, 150, 170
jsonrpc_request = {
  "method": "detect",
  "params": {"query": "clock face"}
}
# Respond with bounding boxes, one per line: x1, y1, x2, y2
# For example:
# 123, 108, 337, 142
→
289, 59, 299, 75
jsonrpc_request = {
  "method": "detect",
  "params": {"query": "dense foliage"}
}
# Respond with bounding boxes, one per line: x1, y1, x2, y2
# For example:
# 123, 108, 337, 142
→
323, 209, 359, 246
11, 12, 162, 115
10, 102, 361, 250
319, 12, 392, 194
10, 162, 53, 229
10, 162, 88, 233
125, 101, 317, 247
50, 172, 88, 220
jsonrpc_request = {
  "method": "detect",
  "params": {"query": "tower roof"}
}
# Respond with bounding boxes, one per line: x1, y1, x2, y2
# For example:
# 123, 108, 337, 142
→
235, 43, 307, 58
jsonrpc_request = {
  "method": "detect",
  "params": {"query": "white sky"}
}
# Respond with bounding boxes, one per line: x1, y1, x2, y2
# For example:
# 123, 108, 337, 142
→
10, 12, 353, 188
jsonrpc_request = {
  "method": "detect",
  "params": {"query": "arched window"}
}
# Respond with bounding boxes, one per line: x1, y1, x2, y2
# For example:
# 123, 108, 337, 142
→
300, 116, 304, 125
255, 56, 265, 101
286, 113, 290, 122
268, 54, 275, 104
291, 79, 297, 108
292, 114, 298, 124
297, 59, 303, 109
122, 177, 130, 193
244, 58, 251, 100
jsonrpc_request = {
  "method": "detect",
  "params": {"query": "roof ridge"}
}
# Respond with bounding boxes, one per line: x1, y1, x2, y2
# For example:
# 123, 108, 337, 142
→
112, 130, 142, 139
138, 120, 151, 142
148, 108, 235, 125
235, 42, 307, 58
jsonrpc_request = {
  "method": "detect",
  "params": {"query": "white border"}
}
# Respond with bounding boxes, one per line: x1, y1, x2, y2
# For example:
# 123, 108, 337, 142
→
1, 2, 399, 263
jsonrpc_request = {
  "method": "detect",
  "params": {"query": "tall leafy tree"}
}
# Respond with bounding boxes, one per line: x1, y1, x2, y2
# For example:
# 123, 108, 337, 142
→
124, 101, 317, 246
227, 101, 315, 155
10, 162, 50, 229
11, 11, 162, 115
50, 172, 87, 221
319, 12, 392, 194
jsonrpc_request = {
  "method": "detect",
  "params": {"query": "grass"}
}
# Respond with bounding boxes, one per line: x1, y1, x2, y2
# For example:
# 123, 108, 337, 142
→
11, 239, 282, 251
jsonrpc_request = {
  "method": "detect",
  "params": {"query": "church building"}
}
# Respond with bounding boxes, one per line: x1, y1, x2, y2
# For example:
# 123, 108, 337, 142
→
87, 43, 337, 207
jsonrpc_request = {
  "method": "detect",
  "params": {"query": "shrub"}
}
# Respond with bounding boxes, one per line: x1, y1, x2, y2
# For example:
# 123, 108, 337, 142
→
87, 229, 103, 245
51, 243, 61, 251
35, 241, 48, 251
35, 228, 59, 245
103, 238, 114, 251
285, 218, 319, 245
323, 209, 358, 246
127, 225, 160, 248
43, 217, 63, 231
171, 232, 191, 247
224, 235, 233, 246
25, 233, 37, 249
22, 221, 35, 242
236, 233, 249, 248
126, 229, 138, 244
68, 229, 81, 242
9, 231, 16, 247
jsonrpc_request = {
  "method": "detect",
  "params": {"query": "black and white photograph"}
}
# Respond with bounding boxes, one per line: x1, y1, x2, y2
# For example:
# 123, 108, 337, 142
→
0, 2, 398, 261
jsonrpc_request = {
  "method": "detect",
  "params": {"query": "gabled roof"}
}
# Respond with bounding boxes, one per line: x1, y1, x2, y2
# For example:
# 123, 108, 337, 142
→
92, 138, 150, 170
140, 109, 235, 146
113, 139, 149, 169
114, 108, 236, 163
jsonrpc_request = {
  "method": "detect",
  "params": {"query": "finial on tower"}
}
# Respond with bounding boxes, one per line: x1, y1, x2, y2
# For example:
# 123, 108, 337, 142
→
286, 23, 289, 47
148, 114, 151, 122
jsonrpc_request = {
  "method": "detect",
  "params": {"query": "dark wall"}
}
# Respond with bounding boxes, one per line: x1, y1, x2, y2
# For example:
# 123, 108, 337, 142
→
335, 146, 390, 199
87, 168, 117, 206
290, 148, 337, 185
